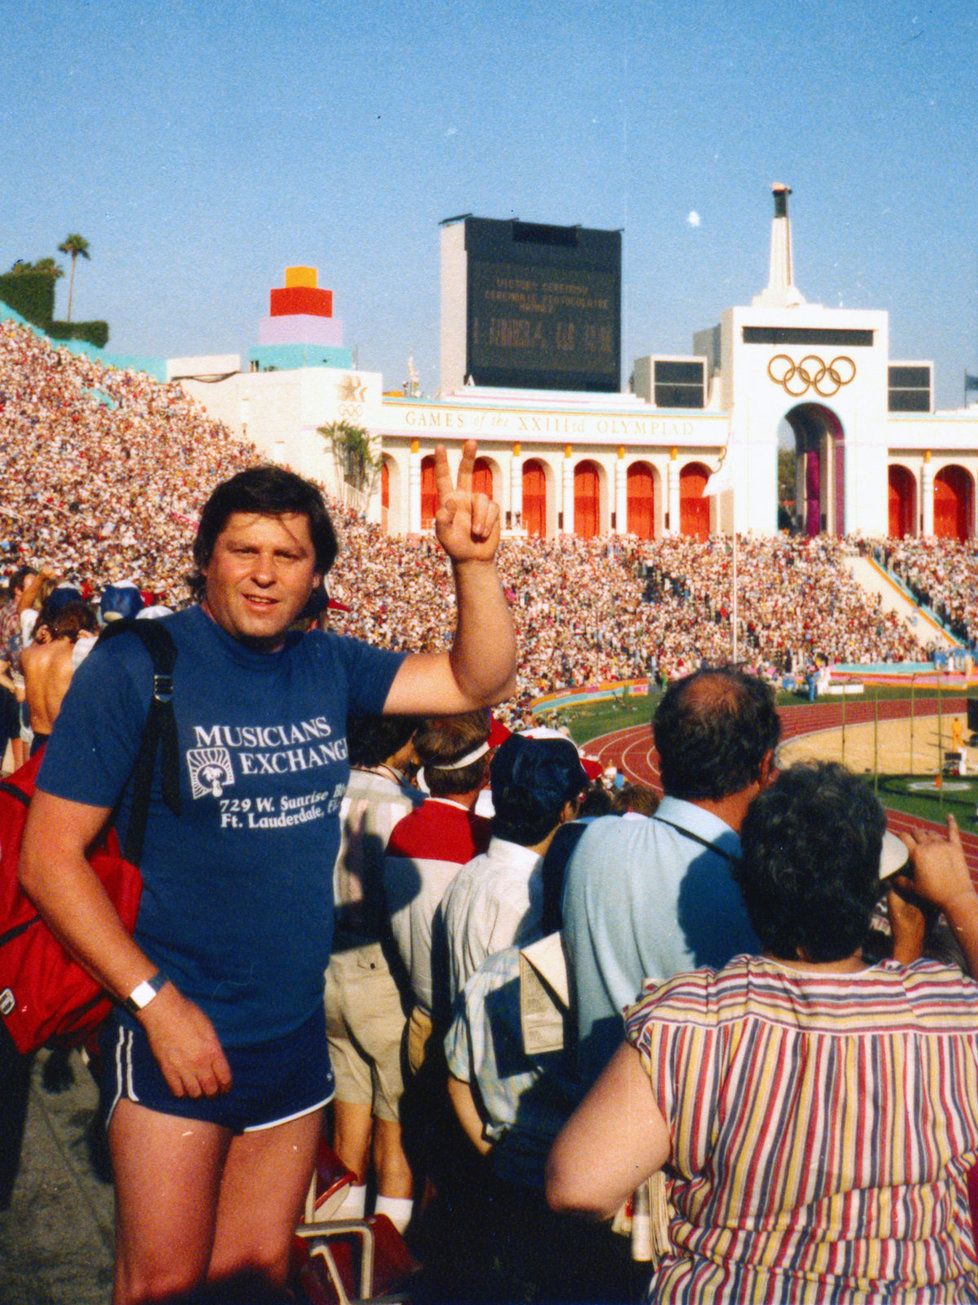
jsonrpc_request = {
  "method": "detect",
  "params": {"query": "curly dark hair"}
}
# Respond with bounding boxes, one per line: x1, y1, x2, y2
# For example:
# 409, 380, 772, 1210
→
347, 714, 422, 769
653, 666, 781, 800
38, 599, 98, 642
736, 762, 885, 962
189, 466, 338, 599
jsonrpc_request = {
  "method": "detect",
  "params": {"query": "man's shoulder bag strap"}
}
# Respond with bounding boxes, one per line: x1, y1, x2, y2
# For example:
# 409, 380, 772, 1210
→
652, 815, 740, 867
97, 619, 180, 864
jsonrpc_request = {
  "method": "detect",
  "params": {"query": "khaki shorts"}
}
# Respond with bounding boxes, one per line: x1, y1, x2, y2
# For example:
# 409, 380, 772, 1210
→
406, 1005, 434, 1076
325, 942, 407, 1122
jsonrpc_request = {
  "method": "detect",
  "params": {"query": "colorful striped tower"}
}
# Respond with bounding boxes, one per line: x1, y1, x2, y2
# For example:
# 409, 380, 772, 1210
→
250, 266, 353, 371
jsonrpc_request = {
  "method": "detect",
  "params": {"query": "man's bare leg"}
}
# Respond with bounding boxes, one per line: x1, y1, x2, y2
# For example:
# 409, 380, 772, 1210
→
373, 1117, 413, 1199
208, 1106, 324, 1288
109, 1100, 231, 1304
331, 1098, 372, 1181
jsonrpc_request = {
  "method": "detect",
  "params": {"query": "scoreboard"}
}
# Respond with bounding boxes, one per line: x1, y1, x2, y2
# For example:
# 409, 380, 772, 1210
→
457, 219, 621, 392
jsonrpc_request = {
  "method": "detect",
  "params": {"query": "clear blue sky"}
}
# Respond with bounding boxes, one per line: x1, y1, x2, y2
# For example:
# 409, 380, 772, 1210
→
4, 0, 977, 406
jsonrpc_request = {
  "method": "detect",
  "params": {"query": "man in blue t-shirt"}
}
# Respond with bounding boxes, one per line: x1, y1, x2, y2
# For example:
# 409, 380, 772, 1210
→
19, 440, 516, 1305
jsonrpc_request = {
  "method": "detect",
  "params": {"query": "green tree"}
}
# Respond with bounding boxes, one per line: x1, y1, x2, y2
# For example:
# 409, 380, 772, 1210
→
7, 257, 64, 278
57, 233, 91, 323
778, 445, 796, 505
317, 420, 381, 511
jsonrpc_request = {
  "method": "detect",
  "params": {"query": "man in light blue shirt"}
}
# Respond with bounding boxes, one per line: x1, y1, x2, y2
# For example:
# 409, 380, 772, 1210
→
561, 666, 781, 1087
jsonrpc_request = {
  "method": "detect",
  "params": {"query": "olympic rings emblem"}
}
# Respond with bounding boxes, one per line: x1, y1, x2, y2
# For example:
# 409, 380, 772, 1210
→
767, 354, 856, 398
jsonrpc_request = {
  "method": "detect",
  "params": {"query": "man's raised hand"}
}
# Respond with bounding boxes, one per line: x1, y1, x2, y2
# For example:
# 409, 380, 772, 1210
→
434, 439, 501, 564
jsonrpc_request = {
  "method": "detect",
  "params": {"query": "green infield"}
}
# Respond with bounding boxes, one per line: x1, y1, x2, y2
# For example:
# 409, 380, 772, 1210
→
875, 773, 978, 825
533, 693, 657, 748
545, 681, 972, 750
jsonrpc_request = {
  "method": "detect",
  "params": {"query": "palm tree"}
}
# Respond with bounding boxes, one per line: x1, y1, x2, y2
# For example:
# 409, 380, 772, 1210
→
57, 233, 90, 322
317, 420, 381, 510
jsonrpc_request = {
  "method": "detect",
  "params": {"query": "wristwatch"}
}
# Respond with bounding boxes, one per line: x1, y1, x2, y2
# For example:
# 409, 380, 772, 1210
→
124, 971, 169, 1015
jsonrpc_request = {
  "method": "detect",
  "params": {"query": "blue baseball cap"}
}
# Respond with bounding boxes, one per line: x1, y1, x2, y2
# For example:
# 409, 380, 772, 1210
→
490, 734, 589, 817
100, 582, 144, 623
45, 584, 83, 617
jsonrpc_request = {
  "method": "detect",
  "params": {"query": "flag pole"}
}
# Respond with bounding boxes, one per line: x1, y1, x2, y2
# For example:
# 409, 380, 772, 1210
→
703, 431, 736, 663
732, 527, 739, 664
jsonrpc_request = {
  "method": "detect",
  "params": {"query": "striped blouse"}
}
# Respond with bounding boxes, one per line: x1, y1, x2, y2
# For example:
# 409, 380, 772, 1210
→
625, 956, 978, 1304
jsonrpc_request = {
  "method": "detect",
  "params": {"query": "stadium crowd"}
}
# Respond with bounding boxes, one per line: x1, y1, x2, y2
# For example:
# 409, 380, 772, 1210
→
0, 318, 950, 727
871, 536, 978, 647
0, 318, 254, 603
4, 317, 978, 1303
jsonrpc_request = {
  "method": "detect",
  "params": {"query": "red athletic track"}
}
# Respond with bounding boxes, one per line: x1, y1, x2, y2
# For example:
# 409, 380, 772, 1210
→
585, 695, 978, 877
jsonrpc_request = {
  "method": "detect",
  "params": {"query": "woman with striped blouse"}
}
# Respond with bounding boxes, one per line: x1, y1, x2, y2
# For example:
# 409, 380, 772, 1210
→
548, 762, 978, 1304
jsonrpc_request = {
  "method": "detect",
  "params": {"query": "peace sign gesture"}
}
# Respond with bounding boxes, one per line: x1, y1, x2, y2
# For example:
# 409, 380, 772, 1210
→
434, 439, 501, 564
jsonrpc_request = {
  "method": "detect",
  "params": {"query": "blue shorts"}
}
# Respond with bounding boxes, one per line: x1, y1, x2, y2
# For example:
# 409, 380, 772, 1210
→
100, 1005, 334, 1133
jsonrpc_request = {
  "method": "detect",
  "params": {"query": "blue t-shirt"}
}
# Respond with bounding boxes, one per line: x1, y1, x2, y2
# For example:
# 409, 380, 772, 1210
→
39, 606, 405, 1045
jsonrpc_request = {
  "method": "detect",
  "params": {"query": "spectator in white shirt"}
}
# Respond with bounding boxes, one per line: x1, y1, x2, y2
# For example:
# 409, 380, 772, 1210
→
439, 734, 589, 1008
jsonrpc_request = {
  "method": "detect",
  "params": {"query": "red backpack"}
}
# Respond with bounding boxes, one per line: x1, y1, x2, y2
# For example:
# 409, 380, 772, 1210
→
0, 620, 179, 1055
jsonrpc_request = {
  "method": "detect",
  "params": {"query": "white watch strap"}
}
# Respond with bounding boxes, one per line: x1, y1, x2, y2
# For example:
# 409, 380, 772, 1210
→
124, 971, 167, 1014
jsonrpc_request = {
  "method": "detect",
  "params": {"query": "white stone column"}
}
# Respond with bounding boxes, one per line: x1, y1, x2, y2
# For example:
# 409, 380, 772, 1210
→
510, 444, 523, 530
614, 448, 627, 534
921, 456, 934, 538
667, 450, 681, 536
408, 440, 422, 535
562, 446, 575, 535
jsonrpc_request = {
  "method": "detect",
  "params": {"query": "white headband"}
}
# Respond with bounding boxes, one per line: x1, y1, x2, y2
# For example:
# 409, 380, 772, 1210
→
426, 741, 490, 772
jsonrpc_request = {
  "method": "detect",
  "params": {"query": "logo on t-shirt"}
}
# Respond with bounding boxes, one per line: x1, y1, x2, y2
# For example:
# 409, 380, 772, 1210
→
184, 716, 350, 804
187, 747, 235, 799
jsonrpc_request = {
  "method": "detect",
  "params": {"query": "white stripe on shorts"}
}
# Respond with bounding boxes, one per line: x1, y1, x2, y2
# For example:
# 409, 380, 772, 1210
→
106, 1026, 139, 1128
243, 1088, 334, 1134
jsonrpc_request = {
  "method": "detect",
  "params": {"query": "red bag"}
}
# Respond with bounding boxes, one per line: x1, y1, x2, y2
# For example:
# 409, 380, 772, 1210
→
0, 750, 142, 1053
0, 619, 178, 1056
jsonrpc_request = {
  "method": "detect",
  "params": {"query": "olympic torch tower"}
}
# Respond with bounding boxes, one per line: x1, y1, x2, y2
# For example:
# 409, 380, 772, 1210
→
752, 183, 806, 309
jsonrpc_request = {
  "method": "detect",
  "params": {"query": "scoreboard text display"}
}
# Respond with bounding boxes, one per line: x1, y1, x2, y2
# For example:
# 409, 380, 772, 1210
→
464, 219, 621, 392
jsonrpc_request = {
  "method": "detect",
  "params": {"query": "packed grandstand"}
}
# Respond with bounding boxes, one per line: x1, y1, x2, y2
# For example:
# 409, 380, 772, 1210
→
0, 316, 971, 719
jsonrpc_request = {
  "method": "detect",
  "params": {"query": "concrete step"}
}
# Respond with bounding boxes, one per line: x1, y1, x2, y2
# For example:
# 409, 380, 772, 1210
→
844, 555, 958, 651
0, 1047, 114, 1304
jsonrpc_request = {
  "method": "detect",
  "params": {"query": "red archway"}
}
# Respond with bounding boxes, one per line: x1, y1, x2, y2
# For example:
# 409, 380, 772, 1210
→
887, 465, 915, 538
420, 455, 437, 528
473, 457, 493, 499
381, 460, 390, 531
626, 462, 655, 539
574, 461, 600, 538
934, 465, 973, 541
680, 463, 711, 540
522, 460, 546, 537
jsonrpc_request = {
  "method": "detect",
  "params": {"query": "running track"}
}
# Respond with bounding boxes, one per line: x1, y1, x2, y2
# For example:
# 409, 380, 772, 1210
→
585, 695, 978, 876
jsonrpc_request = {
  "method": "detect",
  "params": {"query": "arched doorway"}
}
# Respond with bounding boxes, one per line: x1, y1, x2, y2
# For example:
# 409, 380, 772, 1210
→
785, 404, 845, 536
574, 460, 600, 538
626, 462, 655, 539
522, 459, 547, 537
473, 457, 494, 499
381, 460, 390, 532
680, 463, 711, 539
934, 465, 973, 541
887, 465, 916, 538
420, 455, 437, 528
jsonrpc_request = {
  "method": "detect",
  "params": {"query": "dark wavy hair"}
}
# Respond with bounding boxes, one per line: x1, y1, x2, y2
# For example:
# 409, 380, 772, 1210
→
38, 599, 98, 642
347, 714, 422, 769
189, 466, 338, 598
736, 762, 885, 962
653, 666, 780, 800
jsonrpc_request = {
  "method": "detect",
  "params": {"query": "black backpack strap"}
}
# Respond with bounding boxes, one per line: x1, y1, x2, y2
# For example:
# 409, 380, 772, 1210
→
652, 815, 740, 867
98, 620, 180, 863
